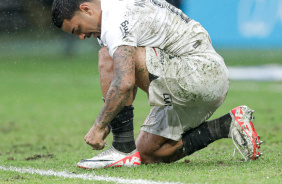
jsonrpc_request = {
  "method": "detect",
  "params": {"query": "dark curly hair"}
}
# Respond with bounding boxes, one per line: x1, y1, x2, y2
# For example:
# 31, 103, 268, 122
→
52, 0, 92, 28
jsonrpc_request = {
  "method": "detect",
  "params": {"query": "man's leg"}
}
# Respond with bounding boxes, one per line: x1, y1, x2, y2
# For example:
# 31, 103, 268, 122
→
133, 46, 231, 163
103, 46, 151, 153
134, 47, 261, 163
137, 106, 262, 164
136, 113, 232, 164
76, 47, 141, 169
98, 46, 137, 153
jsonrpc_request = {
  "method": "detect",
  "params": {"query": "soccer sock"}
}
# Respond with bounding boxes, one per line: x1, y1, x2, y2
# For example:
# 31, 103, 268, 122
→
110, 105, 136, 153
182, 113, 232, 156
205, 113, 232, 140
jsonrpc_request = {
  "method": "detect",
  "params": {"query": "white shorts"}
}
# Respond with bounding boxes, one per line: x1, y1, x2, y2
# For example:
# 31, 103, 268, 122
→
140, 45, 229, 141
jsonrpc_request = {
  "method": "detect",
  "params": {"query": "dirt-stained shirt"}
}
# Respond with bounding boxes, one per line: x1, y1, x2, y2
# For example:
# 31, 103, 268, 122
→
101, 0, 212, 57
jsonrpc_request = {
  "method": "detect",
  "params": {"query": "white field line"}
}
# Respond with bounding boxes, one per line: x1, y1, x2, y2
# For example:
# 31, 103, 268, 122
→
0, 165, 182, 184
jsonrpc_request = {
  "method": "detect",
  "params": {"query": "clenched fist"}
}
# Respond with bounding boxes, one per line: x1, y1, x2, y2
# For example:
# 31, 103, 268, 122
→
84, 123, 110, 150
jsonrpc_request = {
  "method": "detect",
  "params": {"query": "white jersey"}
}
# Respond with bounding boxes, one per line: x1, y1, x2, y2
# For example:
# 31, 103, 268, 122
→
101, 0, 211, 57
100, 0, 229, 139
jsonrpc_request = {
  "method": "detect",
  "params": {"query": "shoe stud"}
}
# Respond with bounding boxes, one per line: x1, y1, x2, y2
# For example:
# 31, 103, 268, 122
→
249, 109, 255, 115
260, 141, 263, 144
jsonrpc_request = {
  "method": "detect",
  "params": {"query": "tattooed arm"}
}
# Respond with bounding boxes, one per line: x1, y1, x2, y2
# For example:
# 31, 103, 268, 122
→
85, 45, 136, 150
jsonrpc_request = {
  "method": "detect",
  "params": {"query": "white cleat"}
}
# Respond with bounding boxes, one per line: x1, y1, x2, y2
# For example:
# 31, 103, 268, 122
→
229, 105, 262, 161
77, 147, 141, 169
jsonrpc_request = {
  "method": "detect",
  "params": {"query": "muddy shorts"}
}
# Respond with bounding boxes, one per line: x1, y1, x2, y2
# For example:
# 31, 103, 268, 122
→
140, 45, 229, 141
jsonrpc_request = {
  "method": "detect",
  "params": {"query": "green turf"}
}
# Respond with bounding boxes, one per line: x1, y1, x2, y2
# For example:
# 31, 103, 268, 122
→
218, 49, 282, 66
0, 50, 282, 183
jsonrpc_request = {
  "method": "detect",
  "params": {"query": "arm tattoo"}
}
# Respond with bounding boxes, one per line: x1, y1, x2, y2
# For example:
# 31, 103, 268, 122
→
96, 46, 136, 127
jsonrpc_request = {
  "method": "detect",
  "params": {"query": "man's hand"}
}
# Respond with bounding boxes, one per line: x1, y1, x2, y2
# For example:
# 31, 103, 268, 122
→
84, 123, 110, 150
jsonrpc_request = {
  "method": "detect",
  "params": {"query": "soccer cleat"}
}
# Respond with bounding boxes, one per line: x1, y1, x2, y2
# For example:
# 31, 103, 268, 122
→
77, 147, 141, 169
228, 105, 262, 161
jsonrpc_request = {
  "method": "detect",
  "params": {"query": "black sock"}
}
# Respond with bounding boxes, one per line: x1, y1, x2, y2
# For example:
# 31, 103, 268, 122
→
112, 131, 136, 153
110, 105, 136, 153
205, 113, 232, 140
182, 113, 232, 156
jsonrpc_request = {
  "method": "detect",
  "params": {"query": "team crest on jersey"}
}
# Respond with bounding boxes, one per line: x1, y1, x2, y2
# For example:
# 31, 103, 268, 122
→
120, 20, 130, 39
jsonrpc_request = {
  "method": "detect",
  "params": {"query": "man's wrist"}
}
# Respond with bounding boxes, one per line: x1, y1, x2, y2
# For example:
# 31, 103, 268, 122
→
94, 121, 108, 130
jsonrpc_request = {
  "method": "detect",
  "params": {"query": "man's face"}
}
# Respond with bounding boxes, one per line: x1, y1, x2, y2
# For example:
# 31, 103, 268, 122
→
62, 4, 101, 40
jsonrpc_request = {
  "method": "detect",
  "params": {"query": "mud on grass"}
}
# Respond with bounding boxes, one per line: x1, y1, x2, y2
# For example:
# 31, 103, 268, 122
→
24, 154, 55, 161
3, 174, 27, 182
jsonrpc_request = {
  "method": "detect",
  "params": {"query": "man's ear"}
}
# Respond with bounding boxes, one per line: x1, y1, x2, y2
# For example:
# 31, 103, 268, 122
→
79, 4, 92, 15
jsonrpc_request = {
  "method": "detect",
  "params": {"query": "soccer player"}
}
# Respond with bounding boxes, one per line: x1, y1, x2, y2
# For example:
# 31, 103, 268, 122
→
51, 0, 262, 169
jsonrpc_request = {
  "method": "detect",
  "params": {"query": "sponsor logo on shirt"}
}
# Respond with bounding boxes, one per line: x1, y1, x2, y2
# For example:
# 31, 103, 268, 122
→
163, 93, 172, 106
120, 20, 129, 39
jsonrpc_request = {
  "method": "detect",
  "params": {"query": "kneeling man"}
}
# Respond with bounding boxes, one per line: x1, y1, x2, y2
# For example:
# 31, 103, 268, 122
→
51, 0, 262, 169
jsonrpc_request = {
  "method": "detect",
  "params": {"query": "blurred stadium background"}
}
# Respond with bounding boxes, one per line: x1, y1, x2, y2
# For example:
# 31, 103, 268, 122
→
0, 0, 100, 58
181, 0, 282, 80
1, 0, 282, 68
182, 0, 282, 49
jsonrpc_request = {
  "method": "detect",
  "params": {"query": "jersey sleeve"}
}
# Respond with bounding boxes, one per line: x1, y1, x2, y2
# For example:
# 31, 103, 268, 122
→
101, 1, 140, 57
97, 38, 107, 47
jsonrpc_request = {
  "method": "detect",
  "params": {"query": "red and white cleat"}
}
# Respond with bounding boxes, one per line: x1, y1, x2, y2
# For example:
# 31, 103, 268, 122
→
77, 147, 141, 169
229, 105, 262, 161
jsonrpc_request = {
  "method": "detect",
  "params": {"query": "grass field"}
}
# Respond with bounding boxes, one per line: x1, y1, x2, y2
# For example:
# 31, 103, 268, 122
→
0, 50, 282, 183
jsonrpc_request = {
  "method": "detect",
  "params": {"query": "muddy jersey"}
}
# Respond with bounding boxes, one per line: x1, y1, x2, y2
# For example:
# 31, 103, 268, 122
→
100, 0, 212, 57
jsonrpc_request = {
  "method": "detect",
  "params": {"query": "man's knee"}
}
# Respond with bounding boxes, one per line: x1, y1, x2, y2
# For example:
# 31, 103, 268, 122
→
136, 132, 163, 164
136, 131, 185, 164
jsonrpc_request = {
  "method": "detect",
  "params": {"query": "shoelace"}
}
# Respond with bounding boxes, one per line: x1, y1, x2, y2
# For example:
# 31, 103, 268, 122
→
96, 146, 114, 157
230, 130, 261, 161
230, 133, 248, 161
105, 143, 111, 148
